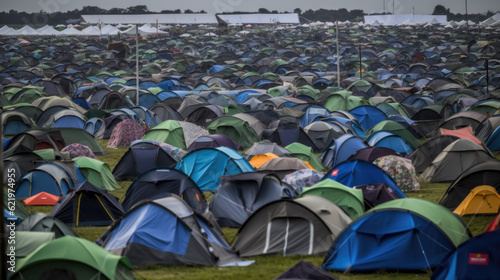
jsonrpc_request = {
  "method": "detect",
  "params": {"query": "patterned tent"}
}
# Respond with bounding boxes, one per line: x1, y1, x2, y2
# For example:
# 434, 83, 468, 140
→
107, 119, 146, 148
373, 155, 420, 192
61, 143, 97, 159
283, 169, 325, 193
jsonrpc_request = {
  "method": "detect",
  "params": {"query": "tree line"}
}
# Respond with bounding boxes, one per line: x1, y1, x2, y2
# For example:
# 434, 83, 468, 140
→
0, 5, 497, 26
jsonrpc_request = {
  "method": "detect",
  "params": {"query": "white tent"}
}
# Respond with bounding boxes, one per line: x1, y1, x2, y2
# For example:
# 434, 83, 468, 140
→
481, 13, 500, 25
17, 25, 39, 36
37, 25, 60, 36
0, 25, 16, 36
58, 27, 83, 36
81, 26, 102, 36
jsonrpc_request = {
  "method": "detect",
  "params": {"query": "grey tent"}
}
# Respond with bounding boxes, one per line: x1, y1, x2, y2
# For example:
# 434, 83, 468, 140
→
16, 212, 78, 238
232, 195, 352, 257
422, 139, 493, 183
14, 231, 55, 258
209, 172, 294, 228
244, 141, 293, 159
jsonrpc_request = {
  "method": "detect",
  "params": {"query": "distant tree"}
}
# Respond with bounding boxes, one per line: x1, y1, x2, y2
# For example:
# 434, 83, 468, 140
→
432, 5, 449, 15
161, 10, 174, 13
173, 9, 181, 14
258, 8, 270, 14
271, 10, 278, 14
81, 6, 107, 15
127, 5, 149, 14
108, 8, 125, 14
199, 10, 206, 13
184, 9, 194, 14
294, 8, 302, 15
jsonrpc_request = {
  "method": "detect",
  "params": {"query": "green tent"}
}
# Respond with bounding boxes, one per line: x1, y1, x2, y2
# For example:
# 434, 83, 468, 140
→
284, 142, 328, 172
14, 231, 55, 258
142, 120, 209, 150
57, 127, 107, 156
322, 90, 370, 111
300, 179, 365, 220
11, 236, 135, 280
205, 116, 261, 149
366, 120, 421, 149
367, 198, 470, 247
74, 157, 120, 191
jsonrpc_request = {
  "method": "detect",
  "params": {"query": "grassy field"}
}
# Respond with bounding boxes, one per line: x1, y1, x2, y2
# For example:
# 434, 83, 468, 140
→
26, 141, 497, 280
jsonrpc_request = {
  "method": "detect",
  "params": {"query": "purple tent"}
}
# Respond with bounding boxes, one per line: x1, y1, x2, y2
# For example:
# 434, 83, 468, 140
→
348, 146, 401, 162
187, 134, 240, 151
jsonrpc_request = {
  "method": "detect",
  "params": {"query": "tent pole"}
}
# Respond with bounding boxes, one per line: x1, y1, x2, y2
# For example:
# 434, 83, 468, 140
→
136, 24, 139, 106
336, 20, 340, 89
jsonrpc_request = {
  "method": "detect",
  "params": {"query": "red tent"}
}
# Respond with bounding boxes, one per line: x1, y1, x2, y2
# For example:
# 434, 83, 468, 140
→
440, 126, 482, 145
485, 213, 500, 232
23, 191, 60, 206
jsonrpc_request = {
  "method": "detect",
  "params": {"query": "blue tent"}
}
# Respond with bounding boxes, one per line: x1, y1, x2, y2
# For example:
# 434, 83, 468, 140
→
320, 134, 368, 168
100, 195, 246, 267
432, 230, 500, 280
349, 105, 388, 131
15, 162, 83, 199
323, 198, 470, 272
486, 126, 500, 151
366, 130, 414, 156
299, 105, 331, 128
175, 147, 255, 192
322, 159, 406, 198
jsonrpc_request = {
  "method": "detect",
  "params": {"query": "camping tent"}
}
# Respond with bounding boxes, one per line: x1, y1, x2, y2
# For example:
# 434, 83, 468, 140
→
322, 198, 471, 272
10, 236, 135, 280
232, 195, 352, 257
101, 195, 247, 267
209, 172, 294, 227
16, 212, 77, 238
175, 147, 255, 192
75, 157, 121, 191
453, 185, 500, 216
50, 181, 124, 226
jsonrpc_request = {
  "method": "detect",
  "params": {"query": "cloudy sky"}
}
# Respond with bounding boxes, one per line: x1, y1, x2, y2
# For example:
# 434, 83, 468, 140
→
2, 0, 498, 15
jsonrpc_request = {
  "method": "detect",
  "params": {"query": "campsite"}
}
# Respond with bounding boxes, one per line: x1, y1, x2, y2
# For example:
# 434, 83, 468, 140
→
2, 10, 500, 280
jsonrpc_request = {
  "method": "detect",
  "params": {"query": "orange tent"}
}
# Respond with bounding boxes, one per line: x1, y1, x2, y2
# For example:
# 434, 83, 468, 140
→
23, 192, 60, 206
249, 153, 279, 169
440, 126, 482, 145
453, 185, 500, 216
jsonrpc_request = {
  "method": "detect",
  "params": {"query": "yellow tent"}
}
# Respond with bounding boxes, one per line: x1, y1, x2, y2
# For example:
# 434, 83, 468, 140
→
453, 185, 500, 216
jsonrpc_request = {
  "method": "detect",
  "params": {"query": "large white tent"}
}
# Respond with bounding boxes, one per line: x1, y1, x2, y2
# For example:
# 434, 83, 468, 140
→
364, 14, 447, 26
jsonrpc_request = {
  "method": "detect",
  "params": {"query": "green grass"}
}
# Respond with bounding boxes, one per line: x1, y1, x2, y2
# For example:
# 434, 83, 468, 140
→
24, 141, 500, 280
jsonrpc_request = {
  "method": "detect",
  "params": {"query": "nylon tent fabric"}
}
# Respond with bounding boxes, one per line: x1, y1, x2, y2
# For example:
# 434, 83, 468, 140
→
366, 120, 421, 149
323, 159, 406, 198
205, 115, 261, 149
453, 185, 500, 216
121, 168, 207, 213
101, 195, 246, 267
348, 146, 401, 162
61, 143, 97, 159
349, 105, 388, 131
486, 126, 500, 151
373, 155, 420, 192
232, 195, 352, 257
407, 135, 459, 173
23, 191, 60, 206
244, 141, 293, 159
273, 260, 340, 280
285, 142, 327, 171
209, 172, 293, 228
249, 153, 279, 169
107, 119, 146, 148
439, 126, 483, 145
11, 236, 135, 280
14, 231, 55, 259
322, 198, 471, 273
303, 121, 343, 152
187, 134, 240, 151
75, 157, 121, 191
16, 212, 77, 238
143, 120, 209, 150
353, 183, 401, 210
366, 130, 414, 156
421, 139, 493, 183
320, 134, 368, 168
431, 230, 500, 280
440, 160, 500, 210
283, 169, 325, 194
175, 147, 255, 192
50, 181, 124, 226
300, 179, 365, 220
112, 141, 180, 180
257, 157, 314, 179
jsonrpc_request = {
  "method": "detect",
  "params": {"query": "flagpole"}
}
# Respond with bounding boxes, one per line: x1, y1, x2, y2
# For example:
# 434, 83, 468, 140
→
336, 20, 340, 89
136, 24, 140, 106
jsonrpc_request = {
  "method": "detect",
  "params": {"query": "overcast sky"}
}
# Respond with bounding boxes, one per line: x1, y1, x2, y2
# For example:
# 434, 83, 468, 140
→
2, 0, 498, 15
